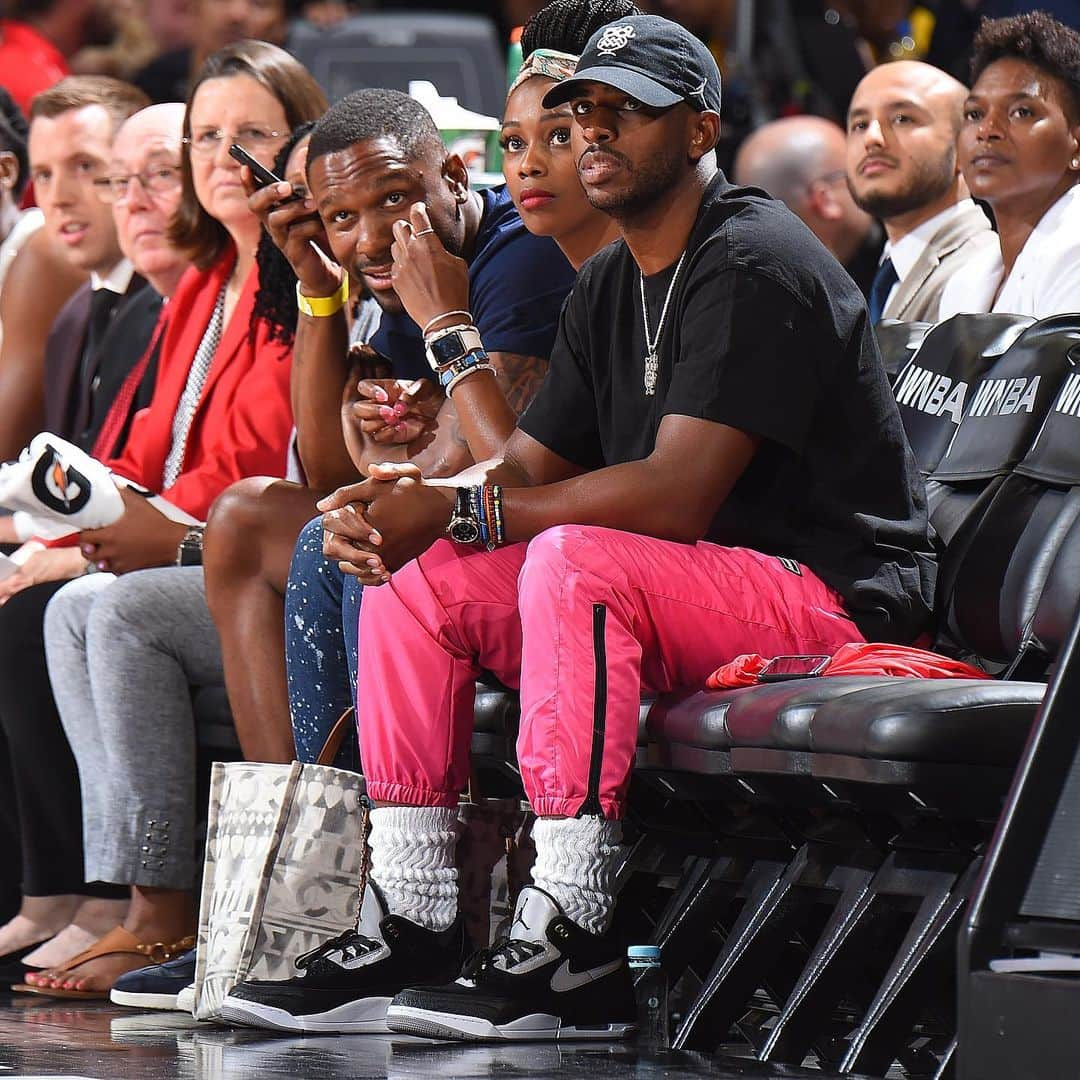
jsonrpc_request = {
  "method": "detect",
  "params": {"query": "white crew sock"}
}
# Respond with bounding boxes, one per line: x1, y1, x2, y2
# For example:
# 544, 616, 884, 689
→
368, 805, 460, 931
530, 816, 622, 935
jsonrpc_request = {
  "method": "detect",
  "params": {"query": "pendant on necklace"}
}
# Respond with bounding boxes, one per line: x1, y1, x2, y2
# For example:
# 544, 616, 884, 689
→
644, 351, 659, 396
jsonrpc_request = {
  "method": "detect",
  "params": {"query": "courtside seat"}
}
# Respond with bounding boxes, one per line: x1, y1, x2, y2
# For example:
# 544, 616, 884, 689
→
925, 313, 1079, 528
807, 679, 1046, 819
874, 319, 932, 383
889, 313, 1031, 474
646, 677, 903, 789
648, 318, 1080, 1067
803, 353, 1080, 824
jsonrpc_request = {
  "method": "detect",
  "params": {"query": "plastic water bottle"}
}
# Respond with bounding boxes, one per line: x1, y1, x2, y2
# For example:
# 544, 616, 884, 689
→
628, 944, 669, 1050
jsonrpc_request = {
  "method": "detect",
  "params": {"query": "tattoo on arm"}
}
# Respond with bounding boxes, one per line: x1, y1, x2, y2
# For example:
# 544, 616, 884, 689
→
489, 353, 549, 416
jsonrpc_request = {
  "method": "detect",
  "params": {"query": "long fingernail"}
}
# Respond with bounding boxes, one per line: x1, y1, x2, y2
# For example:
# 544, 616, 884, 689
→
379, 405, 396, 422
373, 386, 388, 402
369, 531, 382, 545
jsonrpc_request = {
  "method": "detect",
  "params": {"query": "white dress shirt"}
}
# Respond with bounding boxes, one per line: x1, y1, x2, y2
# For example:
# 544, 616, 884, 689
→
881, 201, 973, 312
939, 185, 1080, 319
90, 257, 135, 296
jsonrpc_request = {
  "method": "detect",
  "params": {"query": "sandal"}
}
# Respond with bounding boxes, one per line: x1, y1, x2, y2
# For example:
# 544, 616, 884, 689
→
11, 927, 196, 1000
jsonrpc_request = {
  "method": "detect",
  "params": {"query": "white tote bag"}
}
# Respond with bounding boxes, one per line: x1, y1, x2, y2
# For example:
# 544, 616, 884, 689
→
193, 713, 365, 1021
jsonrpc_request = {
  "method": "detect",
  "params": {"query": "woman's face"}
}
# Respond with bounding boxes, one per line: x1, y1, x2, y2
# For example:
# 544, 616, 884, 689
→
187, 73, 290, 228
500, 76, 597, 240
959, 56, 1080, 212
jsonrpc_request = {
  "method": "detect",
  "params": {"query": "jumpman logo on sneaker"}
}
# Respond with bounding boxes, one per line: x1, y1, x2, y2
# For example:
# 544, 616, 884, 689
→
510, 909, 531, 936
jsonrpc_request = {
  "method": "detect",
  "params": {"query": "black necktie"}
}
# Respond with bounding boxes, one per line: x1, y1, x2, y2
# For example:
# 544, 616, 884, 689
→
75, 287, 121, 441
868, 256, 899, 324
83, 287, 119, 375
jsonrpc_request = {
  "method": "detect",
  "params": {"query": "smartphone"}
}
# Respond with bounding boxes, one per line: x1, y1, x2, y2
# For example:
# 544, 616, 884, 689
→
228, 142, 296, 198
756, 654, 831, 682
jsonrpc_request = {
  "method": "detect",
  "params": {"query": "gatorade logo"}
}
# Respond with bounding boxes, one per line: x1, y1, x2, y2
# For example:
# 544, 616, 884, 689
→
31, 443, 92, 515
596, 24, 635, 55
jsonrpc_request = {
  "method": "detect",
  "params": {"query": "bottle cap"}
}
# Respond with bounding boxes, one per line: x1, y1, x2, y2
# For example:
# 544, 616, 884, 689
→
627, 945, 661, 961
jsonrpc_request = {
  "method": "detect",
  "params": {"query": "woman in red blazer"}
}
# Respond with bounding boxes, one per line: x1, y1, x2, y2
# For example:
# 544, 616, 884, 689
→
0, 40, 326, 994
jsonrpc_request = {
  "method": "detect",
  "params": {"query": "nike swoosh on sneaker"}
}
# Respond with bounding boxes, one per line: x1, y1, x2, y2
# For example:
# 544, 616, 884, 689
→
548, 958, 624, 993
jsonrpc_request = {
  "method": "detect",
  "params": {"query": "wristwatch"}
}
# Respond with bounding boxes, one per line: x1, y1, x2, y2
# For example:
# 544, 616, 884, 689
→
447, 488, 481, 545
176, 525, 206, 567
425, 326, 485, 372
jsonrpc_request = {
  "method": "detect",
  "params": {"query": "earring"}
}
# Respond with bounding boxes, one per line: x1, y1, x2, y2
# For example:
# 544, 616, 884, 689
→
1072, 156, 1080, 169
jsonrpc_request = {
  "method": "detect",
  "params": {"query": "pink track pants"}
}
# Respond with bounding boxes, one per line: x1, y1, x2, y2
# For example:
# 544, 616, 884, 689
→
356, 525, 862, 818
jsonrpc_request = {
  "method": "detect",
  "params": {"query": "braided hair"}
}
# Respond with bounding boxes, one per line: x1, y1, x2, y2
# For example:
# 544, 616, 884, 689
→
520, 0, 642, 58
0, 86, 30, 200
253, 121, 317, 347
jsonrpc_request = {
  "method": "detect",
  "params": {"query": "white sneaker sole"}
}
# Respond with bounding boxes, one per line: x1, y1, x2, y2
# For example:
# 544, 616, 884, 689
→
386, 1004, 635, 1042
218, 993, 392, 1034
109, 989, 181, 1010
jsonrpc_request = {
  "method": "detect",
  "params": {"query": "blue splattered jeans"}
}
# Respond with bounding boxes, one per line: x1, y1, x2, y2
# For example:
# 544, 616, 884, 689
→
284, 516, 362, 769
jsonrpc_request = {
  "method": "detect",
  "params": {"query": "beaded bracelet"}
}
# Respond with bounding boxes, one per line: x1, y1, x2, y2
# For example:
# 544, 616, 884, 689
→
468, 485, 490, 546
478, 483, 505, 549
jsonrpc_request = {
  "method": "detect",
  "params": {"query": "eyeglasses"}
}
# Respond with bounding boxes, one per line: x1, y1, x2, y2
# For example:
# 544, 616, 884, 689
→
94, 163, 183, 203
183, 126, 288, 158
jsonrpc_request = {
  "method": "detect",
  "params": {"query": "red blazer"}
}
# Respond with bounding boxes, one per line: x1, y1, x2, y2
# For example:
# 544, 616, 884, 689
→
107, 246, 293, 521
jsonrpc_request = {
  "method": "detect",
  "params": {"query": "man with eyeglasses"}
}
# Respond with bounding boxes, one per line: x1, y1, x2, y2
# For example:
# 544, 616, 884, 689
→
734, 114, 881, 298
86, 101, 189, 457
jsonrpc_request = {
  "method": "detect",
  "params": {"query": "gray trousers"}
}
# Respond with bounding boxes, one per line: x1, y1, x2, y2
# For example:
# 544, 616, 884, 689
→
43, 566, 223, 889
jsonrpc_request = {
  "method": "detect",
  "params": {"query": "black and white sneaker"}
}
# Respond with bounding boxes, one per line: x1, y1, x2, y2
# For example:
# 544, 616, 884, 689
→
218, 886, 466, 1034
385, 886, 636, 1042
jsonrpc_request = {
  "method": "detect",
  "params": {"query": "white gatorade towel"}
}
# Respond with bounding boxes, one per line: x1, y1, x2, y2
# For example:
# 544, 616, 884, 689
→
0, 432, 200, 540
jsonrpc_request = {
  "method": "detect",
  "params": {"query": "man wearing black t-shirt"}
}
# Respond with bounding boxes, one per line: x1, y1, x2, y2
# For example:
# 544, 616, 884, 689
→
222, 15, 936, 1041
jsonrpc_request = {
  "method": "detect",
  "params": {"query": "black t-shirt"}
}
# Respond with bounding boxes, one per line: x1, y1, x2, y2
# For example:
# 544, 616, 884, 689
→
519, 173, 936, 643
369, 185, 577, 380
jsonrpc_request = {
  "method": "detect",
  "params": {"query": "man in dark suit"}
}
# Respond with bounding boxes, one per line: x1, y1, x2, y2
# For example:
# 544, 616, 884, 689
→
27, 77, 151, 448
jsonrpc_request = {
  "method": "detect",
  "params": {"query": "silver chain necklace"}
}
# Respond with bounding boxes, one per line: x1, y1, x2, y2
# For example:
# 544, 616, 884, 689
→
639, 250, 687, 396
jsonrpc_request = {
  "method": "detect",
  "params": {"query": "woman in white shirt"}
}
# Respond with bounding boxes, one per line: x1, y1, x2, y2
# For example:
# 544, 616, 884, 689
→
939, 11, 1080, 319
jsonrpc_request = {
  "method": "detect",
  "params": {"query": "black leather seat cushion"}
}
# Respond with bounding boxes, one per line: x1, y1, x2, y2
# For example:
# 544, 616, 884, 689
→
725, 676, 907, 749
809, 679, 1045, 765
647, 689, 735, 749
649, 678, 905, 751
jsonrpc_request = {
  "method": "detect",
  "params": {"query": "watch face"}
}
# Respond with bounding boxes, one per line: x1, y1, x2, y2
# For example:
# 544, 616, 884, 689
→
449, 517, 481, 545
430, 332, 466, 367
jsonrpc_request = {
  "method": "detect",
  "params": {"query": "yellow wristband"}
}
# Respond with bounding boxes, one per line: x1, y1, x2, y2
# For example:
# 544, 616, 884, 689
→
296, 276, 349, 318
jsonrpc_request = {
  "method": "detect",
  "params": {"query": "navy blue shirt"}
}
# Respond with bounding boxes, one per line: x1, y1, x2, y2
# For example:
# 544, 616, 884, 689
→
370, 185, 576, 379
